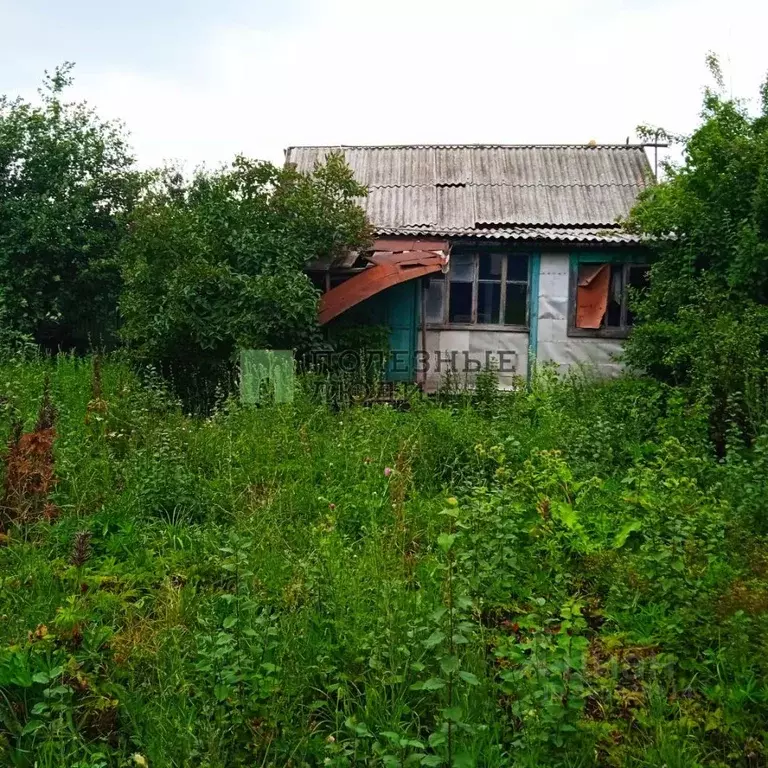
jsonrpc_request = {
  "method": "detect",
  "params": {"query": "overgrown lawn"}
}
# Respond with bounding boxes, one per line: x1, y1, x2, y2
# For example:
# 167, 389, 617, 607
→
1, 356, 767, 767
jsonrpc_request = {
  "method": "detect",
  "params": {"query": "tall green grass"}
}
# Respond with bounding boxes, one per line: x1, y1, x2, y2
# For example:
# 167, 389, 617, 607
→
0, 355, 766, 767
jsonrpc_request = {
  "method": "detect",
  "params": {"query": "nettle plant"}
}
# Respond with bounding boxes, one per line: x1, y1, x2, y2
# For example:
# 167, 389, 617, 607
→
190, 531, 282, 758
407, 497, 482, 768
493, 597, 589, 755
319, 497, 486, 768
456, 451, 595, 759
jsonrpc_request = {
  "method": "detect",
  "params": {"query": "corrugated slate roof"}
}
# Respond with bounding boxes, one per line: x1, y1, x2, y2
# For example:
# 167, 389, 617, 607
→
375, 226, 642, 244
285, 144, 652, 243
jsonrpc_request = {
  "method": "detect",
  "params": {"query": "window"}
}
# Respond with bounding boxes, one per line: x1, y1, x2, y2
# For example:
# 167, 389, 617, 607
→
570, 260, 649, 337
449, 254, 474, 323
424, 251, 530, 327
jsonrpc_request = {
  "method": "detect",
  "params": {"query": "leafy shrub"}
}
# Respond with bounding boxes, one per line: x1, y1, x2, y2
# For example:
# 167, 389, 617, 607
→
119, 154, 372, 408
0, 65, 141, 352
625, 62, 768, 448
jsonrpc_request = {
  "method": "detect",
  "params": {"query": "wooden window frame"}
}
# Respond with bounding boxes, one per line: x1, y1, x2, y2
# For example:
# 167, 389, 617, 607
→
568, 256, 649, 339
426, 250, 530, 332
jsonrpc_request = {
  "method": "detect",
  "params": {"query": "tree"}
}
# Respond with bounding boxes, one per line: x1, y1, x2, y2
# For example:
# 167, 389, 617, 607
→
119, 153, 371, 398
624, 58, 768, 447
0, 64, 141, 351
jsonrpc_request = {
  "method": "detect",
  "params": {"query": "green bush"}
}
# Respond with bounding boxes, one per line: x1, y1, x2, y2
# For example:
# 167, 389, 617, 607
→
625, 62, 768, 449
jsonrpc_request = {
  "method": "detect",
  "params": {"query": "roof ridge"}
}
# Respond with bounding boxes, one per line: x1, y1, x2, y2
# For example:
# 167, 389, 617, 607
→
475, 219, 624, 227
364, 182, 648, 189
375, 224, 627, 231
286, 143, 649, 151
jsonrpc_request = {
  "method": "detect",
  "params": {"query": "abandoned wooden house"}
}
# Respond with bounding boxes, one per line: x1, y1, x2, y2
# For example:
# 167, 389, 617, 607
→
285, 144, 653, 389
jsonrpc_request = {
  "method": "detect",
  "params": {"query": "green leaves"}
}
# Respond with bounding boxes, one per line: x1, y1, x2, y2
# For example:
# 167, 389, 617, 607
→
552, 501, 579, 530
214, 684, 231, 702
439, 655, 460, 675
624, 69, 768, 444
0, 65, 141, 351
423, 630, 446, 648
457, 671, 479, 686
119, 154, 371, 398
613, 519, 643, 549
410, 677, 447, 692
1, 350, 765, 767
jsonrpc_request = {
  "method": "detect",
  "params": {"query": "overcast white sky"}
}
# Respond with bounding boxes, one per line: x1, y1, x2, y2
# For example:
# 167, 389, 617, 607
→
1, 0, 767, 171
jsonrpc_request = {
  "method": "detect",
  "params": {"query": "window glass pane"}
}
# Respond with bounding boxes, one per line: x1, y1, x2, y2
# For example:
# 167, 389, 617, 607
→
477, 282, 501, 324
424, 275, 445, 323
605, 264, 623, 327
505, 283, 527, 325
626, 265, 649, 326
449, 253, 474, 282
449, 282, 473, 323
506, 254, 529, 282
478, 253, 503, 280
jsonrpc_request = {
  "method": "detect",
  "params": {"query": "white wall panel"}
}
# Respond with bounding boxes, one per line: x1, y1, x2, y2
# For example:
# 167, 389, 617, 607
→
419, 252, 627, 389
423, 329, 528, 392
534, 253, 625, 377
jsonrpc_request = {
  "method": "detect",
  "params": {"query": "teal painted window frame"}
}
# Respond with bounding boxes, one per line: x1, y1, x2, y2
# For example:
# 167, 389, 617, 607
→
568, 252, 649, 339
573, 251, 648, 265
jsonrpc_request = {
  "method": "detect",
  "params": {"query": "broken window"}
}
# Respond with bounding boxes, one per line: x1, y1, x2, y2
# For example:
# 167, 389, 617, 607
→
424, 274, 446, 323
448, 254, 474, 323
573, 261, 649, 334
505, 254, 529, 325
427, 251, 529, 327
477, 253, 503, 323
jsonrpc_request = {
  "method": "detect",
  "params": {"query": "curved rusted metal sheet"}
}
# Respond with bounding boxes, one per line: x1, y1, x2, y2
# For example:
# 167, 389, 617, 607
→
318, 239, 449, 325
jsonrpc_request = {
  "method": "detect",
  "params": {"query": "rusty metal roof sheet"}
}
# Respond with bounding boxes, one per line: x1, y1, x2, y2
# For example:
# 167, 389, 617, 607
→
285, 144, 652, 243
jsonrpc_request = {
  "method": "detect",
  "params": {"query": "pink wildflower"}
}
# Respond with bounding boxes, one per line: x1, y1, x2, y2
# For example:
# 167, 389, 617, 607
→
384, 467, 393, 478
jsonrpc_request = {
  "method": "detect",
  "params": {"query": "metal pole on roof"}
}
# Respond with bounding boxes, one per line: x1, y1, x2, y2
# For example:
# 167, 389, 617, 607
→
641, 135, 669, 181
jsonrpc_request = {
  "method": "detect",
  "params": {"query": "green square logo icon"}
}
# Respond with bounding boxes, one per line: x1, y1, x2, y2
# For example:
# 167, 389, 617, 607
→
240, 350, 295, 404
